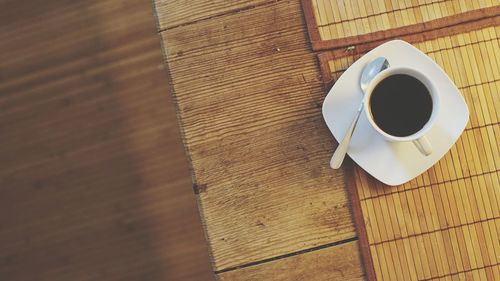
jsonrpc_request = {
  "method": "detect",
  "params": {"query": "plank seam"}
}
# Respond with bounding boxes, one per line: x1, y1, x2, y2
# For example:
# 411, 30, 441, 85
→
214, 236, 358, 274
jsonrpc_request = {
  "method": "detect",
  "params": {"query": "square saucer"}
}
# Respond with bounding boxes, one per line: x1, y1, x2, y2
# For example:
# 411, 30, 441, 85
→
322, 40, 469, 186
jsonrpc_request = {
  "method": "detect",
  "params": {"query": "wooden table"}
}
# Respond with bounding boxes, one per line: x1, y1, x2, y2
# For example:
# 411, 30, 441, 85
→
153, 1, 364, 279
0, 1, 212, 280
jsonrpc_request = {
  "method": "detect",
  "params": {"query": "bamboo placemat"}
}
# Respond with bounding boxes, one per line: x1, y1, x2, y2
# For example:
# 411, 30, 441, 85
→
317, 19, 500, 280
302, 0, 500, 50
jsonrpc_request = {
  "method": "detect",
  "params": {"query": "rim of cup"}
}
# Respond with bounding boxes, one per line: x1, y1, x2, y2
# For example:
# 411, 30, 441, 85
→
363, 66, 440, 142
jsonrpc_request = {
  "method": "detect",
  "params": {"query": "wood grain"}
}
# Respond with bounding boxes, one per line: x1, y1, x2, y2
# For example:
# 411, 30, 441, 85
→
217, 240, 364, 281
0, 1, 213, 280
153, 0, 274, 31
159, 0, 357, 273
319, 24, 500, 281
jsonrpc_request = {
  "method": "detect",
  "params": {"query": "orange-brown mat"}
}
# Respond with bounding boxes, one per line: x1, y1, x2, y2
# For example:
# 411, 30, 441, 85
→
302, 0, 500, 51
317, 18, 500, 280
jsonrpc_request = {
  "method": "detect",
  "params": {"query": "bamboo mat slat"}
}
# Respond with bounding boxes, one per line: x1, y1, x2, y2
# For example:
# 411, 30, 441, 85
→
302, 0, 500, 50
318, 22, 500, 281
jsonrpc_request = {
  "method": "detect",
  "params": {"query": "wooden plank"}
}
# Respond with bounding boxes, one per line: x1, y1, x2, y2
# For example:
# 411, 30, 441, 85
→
217, 240, 364, 281
0, 0, 214, 280
161, 0, 355, 271
153, 0, 273, 30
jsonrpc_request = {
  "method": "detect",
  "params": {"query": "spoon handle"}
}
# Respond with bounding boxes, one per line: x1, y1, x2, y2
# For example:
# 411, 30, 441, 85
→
330, 103, 363, 169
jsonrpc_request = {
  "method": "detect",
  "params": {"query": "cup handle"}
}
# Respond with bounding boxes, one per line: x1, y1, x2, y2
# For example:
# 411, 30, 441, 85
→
413, 136, 432, 156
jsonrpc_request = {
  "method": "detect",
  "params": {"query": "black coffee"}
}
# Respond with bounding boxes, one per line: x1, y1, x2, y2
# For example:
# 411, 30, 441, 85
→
369, 74, 432, 137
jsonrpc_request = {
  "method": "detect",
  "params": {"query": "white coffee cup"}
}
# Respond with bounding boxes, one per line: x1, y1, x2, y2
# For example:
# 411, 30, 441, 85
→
363, 67, 439, 156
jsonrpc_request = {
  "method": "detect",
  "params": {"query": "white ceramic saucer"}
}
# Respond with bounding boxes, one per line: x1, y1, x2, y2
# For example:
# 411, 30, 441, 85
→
322, 40, 469, 186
